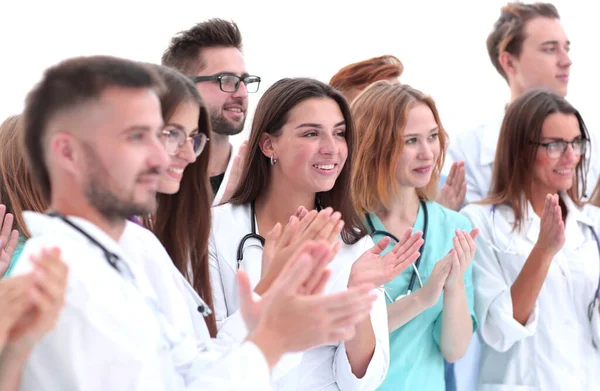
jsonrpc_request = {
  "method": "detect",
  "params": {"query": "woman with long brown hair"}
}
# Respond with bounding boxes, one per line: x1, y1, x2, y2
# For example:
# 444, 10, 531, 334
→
0, 115, 46, 277
209, 77, 425, 390
461, 89, 600, 389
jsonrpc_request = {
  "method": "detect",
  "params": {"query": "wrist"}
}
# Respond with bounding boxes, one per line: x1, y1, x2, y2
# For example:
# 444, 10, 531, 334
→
444, 279, 466, 296
531, 244, 556, 263
411, 290, 432, 309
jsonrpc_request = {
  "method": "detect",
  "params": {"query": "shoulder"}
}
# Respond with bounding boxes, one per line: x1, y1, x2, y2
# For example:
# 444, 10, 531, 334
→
459, 203, 493, 227
212, 203, 249, 227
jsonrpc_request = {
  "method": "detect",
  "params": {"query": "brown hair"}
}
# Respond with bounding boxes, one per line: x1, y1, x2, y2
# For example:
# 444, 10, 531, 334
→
229, 77, 367, 244
0, 115, 47, 237
487, 2, 560, 81
162, 18, 243, 76
141, 65, 217, 337
22, 55, 165, 203
329, 55, 404, 101
484, 89, 589, 230
351, 82, 447, 215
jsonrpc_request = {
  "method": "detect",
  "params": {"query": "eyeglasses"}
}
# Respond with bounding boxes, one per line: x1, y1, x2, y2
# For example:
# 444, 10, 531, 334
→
531, 138, 588, 159
162, 125, 208, 157
191, 73, 261, 93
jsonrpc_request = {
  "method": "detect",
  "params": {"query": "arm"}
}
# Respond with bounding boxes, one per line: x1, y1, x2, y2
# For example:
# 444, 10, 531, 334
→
510, 194, 564, 325
0, 345, 31, 391
439, 279, 473, 362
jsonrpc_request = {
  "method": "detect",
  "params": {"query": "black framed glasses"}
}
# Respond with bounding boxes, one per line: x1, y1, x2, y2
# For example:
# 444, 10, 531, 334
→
191, 73, 261, 93
162, 125, 209, 157
531, 138, 589, 159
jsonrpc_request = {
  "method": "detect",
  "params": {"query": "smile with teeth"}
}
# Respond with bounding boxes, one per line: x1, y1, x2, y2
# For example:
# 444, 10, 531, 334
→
313, 164, 336, 170
225, 107, 243, 113
168, 168, 184, 174
553, 169, 573, 175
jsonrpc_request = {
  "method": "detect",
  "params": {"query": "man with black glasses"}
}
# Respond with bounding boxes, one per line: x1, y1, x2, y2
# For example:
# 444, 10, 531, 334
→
162, 19, 260, 204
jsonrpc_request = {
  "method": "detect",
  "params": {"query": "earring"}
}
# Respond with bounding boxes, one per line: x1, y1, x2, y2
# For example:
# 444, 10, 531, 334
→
270, 154, 278, 165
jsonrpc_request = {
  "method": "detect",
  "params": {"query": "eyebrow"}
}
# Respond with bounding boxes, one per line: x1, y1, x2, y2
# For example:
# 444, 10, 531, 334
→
295, 120, 346, 130
217, 71, 251, 78
165, 122, 199, 135
404, 127, 439, 138
540, 40, 570, 46
121, 124, 164, 134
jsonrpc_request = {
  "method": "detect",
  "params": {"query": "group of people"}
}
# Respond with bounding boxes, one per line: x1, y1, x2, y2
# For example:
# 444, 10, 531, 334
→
0, 2, 599, 390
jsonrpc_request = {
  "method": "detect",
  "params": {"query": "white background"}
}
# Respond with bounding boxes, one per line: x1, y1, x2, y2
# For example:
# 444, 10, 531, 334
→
1, 0, 598, 151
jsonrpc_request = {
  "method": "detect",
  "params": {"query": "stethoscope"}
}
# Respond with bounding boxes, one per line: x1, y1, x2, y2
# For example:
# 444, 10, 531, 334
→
47, 212, 212, 318
236, 199, 323, 270
485, 204, 600, 348
365, 200, 428, 303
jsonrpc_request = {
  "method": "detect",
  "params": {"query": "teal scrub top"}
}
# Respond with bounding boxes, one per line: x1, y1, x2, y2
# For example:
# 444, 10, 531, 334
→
3, 235, 25, 279
367, 201, 477, 391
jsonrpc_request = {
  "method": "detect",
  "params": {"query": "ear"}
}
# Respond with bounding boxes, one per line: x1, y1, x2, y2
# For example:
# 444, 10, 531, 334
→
259, 133, 276, 159
499, 51, 518, 79
49, 132, 82, 177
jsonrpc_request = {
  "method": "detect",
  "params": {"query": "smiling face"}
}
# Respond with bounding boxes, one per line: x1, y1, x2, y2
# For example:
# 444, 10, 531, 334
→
262, 97, 348, 194
395, 102, 441, 189
193, 47, 249, 136
157, 100, 200, 194
532, 112, 583, 196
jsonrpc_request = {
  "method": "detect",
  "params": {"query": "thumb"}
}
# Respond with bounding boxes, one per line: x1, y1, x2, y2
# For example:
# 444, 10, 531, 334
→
469, 228, 480, 241
237, 270, 256, 311
370, 237, 392, 255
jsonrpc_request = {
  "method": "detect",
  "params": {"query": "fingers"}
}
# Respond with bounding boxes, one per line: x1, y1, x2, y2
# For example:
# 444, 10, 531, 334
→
298, 208, 335, 242
327, 326, 357, 343
0, 211, 15, 243
327, 219, 345, 243
397, 227, 414, 246
321, 284, 376, 311
302, 242, 333, 294
275, 249, 316, 293
446, 162, 457, 186
295, 206, 309, 221
309, 268, 332, 295
453, 231, 469, 267
392, 232, 424, 258
370, 237, 392, 256
277, 217, 299, 250
469, 228, 480, 241
296, 210, 318, 236
391, 250, 419, 276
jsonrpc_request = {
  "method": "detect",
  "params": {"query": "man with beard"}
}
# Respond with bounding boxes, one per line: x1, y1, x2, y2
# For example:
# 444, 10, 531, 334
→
162, 19, 258, 204
11, 55, 377, 390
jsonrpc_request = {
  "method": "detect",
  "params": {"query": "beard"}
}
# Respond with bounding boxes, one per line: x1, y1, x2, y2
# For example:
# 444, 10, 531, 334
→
82, 144, 158, 223
210, 107, 246, 136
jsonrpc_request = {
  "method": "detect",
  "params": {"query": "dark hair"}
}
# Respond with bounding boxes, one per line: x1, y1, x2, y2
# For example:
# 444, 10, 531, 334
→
329, 55, 404, 101
22, 55, 164, 203
230, 77, 367, 244
484, 89, 589, 230
0, 115, 47, 237
142, 65, 217, 337
162, 18, 243, 76
487, 2, 560, 81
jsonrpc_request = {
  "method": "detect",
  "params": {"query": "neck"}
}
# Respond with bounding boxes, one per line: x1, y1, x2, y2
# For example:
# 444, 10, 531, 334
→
208, 134, 232, 177
51, 192, 126, 242
255, 179, 316, 233
530, 185, 560, 219
509, 84, 524, 104
381, 186, 421, 223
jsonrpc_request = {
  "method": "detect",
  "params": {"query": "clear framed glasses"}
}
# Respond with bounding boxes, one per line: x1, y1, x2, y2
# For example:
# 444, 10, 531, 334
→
162, 125, 208, 157
531, 138, 588, 159
191, 73, 261, 93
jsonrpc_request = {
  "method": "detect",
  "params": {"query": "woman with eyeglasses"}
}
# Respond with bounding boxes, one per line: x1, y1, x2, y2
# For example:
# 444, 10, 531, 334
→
460, 89, 600, 390
350, 81, 478, 391
208, 77, 427, 390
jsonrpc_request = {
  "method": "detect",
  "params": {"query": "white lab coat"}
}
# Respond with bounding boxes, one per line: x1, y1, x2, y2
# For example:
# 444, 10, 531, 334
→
460, 195, 600, 391
447, 112, 600, 204
11, 212, 272, 391
209, 202, 390, 391
212, 143, 238, 206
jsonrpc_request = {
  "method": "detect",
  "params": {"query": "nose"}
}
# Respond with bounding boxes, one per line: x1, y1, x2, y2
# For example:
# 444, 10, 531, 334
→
150, 136, 170, 172
558, 47, 572, 68
177, 138, 197, 163
562, 142, 580, 163
417, 141, 434, 160
231, 81, 249, 100
319, 133, 339, 155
